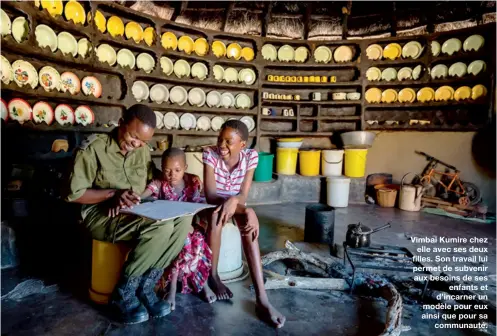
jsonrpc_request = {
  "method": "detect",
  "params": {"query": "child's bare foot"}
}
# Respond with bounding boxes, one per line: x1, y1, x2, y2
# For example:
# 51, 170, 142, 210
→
256, 301, 286, 329
201, 283, 217, 303
208, 274, 233, 300
165, 290, 176, 311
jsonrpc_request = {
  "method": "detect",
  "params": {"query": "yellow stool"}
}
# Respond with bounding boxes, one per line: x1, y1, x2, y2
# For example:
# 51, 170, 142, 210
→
89, 240, 131, 304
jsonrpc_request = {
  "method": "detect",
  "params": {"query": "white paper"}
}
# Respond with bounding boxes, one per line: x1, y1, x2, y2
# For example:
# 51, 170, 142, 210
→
120, 200, 215, 221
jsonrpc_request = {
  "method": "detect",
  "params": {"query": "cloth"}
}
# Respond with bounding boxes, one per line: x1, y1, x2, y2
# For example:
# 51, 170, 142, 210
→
202, 146, 258, 199
146, 173, 203, 203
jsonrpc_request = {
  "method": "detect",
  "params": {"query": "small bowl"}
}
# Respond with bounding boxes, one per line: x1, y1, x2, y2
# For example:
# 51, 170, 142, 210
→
131, 81, 150, 102
332, 92, 347, 100
346, 92, 361, 100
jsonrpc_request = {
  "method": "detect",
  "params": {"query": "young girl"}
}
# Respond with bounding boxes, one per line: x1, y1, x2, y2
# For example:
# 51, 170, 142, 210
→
201, 120, 286, 329
141, 148, 217, 310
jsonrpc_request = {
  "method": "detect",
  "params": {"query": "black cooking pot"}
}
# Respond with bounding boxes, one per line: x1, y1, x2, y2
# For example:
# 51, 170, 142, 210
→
345, 222, 391, 248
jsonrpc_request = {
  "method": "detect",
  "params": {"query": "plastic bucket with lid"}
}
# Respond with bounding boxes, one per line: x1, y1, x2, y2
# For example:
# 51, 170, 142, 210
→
326, 176, 351, 207
299, 150, 321, 176
344, 149, 368, 178
322, 149, 344, 176
254, 152, 274, 182
276, 147, 298, 175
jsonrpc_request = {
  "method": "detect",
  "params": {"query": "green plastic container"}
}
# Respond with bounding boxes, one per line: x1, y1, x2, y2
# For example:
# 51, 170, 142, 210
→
254, 152, 274, 182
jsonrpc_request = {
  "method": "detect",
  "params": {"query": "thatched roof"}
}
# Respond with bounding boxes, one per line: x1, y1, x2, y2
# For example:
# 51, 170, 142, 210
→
117, 1, 496, 39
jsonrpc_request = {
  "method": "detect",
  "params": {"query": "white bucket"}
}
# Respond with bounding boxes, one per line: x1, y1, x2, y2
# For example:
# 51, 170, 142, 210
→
326, 176, 351, 208
185, 152, 204, 182
218, 221, 244, 281
322, 150, 344, 176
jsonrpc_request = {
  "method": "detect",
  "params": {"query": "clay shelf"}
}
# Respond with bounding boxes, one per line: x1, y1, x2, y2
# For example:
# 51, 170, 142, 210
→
430, 50, 490, 64
261, 61, 358, 69
261, 116, 297, 120
366, 74, 490, 87
362, 57, 426, 67
135, 74, 259, 91
144, 103, 258, 115
262, 81, 361, 87
5, 122, 115, 133
365, 124, 483, 131
263, 100, 361, 106
155, 129, 256, 137
95, 31, 160, 55
301, 116, 361, 121
260, 131, 333, 136
364, 100, 488, 108
163, 49, 255, 67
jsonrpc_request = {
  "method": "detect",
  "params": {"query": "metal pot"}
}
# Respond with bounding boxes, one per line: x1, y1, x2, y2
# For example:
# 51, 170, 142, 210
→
345, 222, 391, 248
340, 131, 376, 149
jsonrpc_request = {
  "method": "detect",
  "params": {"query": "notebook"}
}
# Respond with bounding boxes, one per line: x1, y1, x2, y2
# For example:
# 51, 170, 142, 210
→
120, 200, 216, 221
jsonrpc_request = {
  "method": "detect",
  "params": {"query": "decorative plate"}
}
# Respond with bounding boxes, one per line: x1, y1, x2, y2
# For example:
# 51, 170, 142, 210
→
173, 59, 191, 78
333, 45, 353, 62
463, 34, 484, 52
221, 92, 235, 108
235, 93, 251, 109
150, 84, 169, 104
314, 46, 332, 63
125, 22, 143, 43
224, 67, 238, 83
41, 0, 63, 17
163, 112, 180, 130
227, 43, 242, 60
8, 98, 32, 124
54, 104, 75, 125
117, 48, 136, 69
81, 76, 102, 98
366, 67, 381, 81
1, 99, 8, 121
211, 116, 225, 131
39, 66, 61, 92
170, 86, 188, 106
64, 0, 85, 25
213, 65, 224, 82
212, 40, 227, 58
89, 10, 106, 33
107, 16, 124, 38
154, 111, 164, 129
240, 116, 255, 132
434, 86, 455, 101
397, 67, 413, 81
196, 116, 211, 131
191, 62, 208, 80
75, 105, 95, 126
188, 88, 206, 107
412, 65, 423, 80
261, 44, 277, 61
35, 24, 58, 52
58, 32, 78, 57
448, 62, 467, 78
194, 38, 209, 56
178, 35, 194, 54
12, 17, 29, 43
241, 47, 255, 62
131, 81, 149, 102
137, 53, 155, 73
365, 88, 382, 103
467, 60, 486, 76
402, 41, 423, 59
180, 113, 196, 130
1, 9, 11, 36
12, 60, 38, 89
430, 64, 448, 79
381, 89, 398, 103
206, 90, 222, 108
32, 102, 54, 125
381, 68, 397, 82
143, 27, 155, 47
471, 84, 487, 100
398, 88, 416, 103
277, 45, 294, 62
366, 44, 383, 60
160, 57, 174, 76
161, 32, 177, 50
441, 38, 462, 56
60, 72, 80, 94
96, 44, 117, 66
383, 43, 402, 60
238, 68, 256, 85
77, 38, 92, 58
294, 46, 308, 63
431, 41, 441, 57
454, 86, 471, 101
1, 55, 13, 85
416, 87, 435, 102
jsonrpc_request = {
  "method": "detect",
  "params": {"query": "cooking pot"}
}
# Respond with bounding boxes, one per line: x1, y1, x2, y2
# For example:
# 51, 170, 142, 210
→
345, 222, 391, 248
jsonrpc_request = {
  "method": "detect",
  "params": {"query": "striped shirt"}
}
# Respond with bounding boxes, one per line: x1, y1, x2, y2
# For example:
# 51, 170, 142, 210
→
202, 146, 258, 199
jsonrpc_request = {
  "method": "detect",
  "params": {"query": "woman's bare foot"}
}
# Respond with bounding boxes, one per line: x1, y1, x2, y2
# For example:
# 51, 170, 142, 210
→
201, 283, 217, 303
208, 274, 233, 301
255, 301, 286, 329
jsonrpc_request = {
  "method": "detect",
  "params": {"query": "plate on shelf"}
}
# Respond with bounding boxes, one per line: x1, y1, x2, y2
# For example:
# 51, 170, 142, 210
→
12, 60, 38, 89
366, 44, 383, 60
81, 76, 102, 98
224, 67, 238, 83
41, 0, 63, 17
416, 87, 435, 102
196, 116, 211, 131
131, 81, 149, 102
96, 44, 117, 66
1, 55, 13, 85
277, 45, 294, 62
294, 46, 308, 63
39, 66, 61, 92
381, 89, 398, 103
12, 17, 29, 43
397, 67, 412, 81
191, 62, 208, 80
241, 47, 255, 62
125, 22, 143, 43
238, 68, 256, 85
143, 27, 155, 46
206, 90, 222, 108
75, 105, 95, 126
240, 116, 255, 132
180, 113, 196, 130
235, 93, 251, 109
60, 71, 80, 94
77, 38, 92, 59
366, 67, 381, 81
365, 88, 382, 103
463, 34, 484, 52
107, 16, 124, 37
194, 38, 209, 56
212, 40, 227, 58
454, 86, 471, 101
211, 116, 225, 131
434, 86, 454, 101
441, 38, 462, 56
32, 101, 54, 125
431, 41, 441, 57
8, 98, 32, 124
178, 35, 195, 54
137, 53, 155, 73
0, 99, 7, 121
88, 10, 106, 33
173, 59, 191, 78
383, 43, 402, 60
471, 84, 487, 100
381, 68, 397, 82
213, 65, 224, 82
221, 92, 235, 108
467, 60, 486, 76
398, 88, 416, 103
58, 32, 78, 57
402, 41, 423, 59
314, 46, 332, 63
448, 62, 467, 78
188, 87, 206, 107
154, 111, 164, 129
150, 84, 169, 104
65, 0, 85, 25
164, 112, 180, 130
1, 9, 11, 36
261, 44, 277, 61
160, 57, 174, 76
54, 104, 75, 125
170, 86, 188, 106
35, 25, 57, 52
430, 64, 448, 79
161, 32, 177, 50
227, 43, 242, 60
333, 45, 353, 62
412, 65, 423, 80
117, 48, 136, 69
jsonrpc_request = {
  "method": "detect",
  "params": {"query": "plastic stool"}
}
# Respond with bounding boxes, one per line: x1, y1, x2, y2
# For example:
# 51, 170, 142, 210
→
89, 240, 131, 304
218, 220, 244, 281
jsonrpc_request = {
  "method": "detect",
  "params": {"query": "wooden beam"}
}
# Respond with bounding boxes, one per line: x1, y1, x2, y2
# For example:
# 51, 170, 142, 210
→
170, 1, 188, 22
222, 2, 235, 32
261, 1, 273, 37
341, 0, 352, 40
303, 2, 313, 40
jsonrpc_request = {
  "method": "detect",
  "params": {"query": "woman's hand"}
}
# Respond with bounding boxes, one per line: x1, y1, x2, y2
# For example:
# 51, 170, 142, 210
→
239, 208, 259, 242
214, 196, 239, 226
108, 189, 141, 217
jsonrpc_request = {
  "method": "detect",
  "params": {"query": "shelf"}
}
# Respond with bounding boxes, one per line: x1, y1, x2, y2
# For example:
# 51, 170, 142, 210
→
365, 100, 488, 108
260, 131, 333, 137
156, 129, 256, 136
4, 122, 115, 133
366, 74, 491, 87
261, 116, 297, 120
261, 61, 359, 69
136, 73, 258, 91
145, 103, 258, 115
263, 100, 361, 106
262, 81, 361, 88
362, 57, 426, 67
365, 124, 483, 131
164, 49, 256, 67
301, 116, 361, 121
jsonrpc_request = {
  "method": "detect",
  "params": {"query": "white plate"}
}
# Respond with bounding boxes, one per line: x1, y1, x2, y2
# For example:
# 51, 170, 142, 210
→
96, 44, 117, 66
180, 113, 196, 130
116, 48, 136, 69
314, 46, 332, 63
431, 41, 441, 57
333, 45, 353, 62
12, 60, 38, 89
430, 64, 448, 79
467, 60, 486, 76
235, 93, 251, 109
277, 44, 294, 62
154, 111, 164, 129
441, 38, 462, 56
397, 67, 412, 81
1, 55, 13, 85
58, 32, 78, 57
196, 116, 211, 131
206, 90, 222, 108
173, 59, 190, 78
150, 84, 169, 104
366, 67, 381, 81
211, 116, 225, 131
448, 62, 467, 78
163, 112, 179, 130
170, 86, 188, 106
160, 57, 174, 76
137, 53, 155, 73
12, 17, 29, 43
412, 65, 423, 80
1, 9, 11, 36
463, 34, 484, 52
224, 67, 238, 83
238, 68, 256, 85
191, 62, 208, 80
220, 92, 235, 108
261, 44, 277, 61
38, 66, 61, 91
240, 116, 255, 132
131, 81, 149, 102
35, 24, 57, 52
77, 38, 92, 58
294, 46, 308, 63
402, 41, 423, 59
213, 65, 224, 82
188, 87, 206, 107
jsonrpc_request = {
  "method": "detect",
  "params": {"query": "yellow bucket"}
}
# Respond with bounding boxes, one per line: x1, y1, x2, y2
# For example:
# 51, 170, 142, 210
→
276, 147, 298, 175
299, 150, 321, 176
344, 149, 368, 177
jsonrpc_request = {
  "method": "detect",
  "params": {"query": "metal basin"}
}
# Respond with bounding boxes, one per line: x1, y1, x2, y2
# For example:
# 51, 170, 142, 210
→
341, 131, 376, 149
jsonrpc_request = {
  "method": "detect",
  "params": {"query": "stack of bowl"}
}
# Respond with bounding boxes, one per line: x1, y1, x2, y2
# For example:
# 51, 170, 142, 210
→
276, 138, 303, 175
340, 131, 376, 178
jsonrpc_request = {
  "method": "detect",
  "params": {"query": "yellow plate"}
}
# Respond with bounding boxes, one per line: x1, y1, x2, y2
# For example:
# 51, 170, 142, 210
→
88, 10, 106, 33
161, 32, 177, 50
435, 86, 455, 101
365, 88, 382, 103
471, 84, 487, 100
227, 43, 242, 60
241, 47, 255, 61
381, 89, 398, 103
178, 35, 194, 54
454, 86, 471, 101
125, 22, 143, 43
194, 38, 209, 56
417, 87, 435, 102
41, 0, 63, 17
107, 16, 124, 37
383, 43, 402, 60
143, 27, 155, 46
212, 40, 226, 58
398, 88, 416, 103
64, 1, 85, 24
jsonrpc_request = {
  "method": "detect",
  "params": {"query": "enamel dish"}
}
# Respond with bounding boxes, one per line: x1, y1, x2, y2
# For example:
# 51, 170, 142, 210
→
143, 27, 155, 46
206, 90, 222, 108
117, 48, 136, 69
0, 99, 7, 121
448, 62, 467, 78
223, 67, 238, 83
1, 9, 11, 36
435, 86, 455, 101
397, 67, 413, 81
154, 111, 164, 129
211, 116, 225, 131
170, 86, 188, 106
54, 104, 75, 125
137, 53, 155, 73
431, 41, 441, 57
60, 72, 80, 94
454, 86, 471, 101
235, 93, 251, 109
194, 38, 209, 57
196, 116, 211, 131
416, 87, 435, 102
430, 64, 448, 79
467, 60, 486, 76
8, 98, 32, 124
188, 88, 206, 107
212, 40, 227, 58
441, 38, 462, 56
277, 45, 294, 62
41, 0, 63, 17
398, 88, 416, 103
261, 44, 277, 62
471, 84, 487, 100
160, 57, 174, 76
125, 22, 143, 43
12, 17, 29, 43
75, 105, 95, 126
64, 0, 86, 25
35, 25, 58, 52
132, 81, 149, 102
38, 66, 61, 92
58, 32, 78, 57
333, 45, 353, 62
238, 68, 256, 85
32, 101, 54, 125
179, 113, 196, 130
96, 44, 117, 66
149, 84, 169, 104
412, 65, 423, 80
227, 43, 242, 60
314, 46, 332, 63
402, 41, 423, 59
381, 68, 397, 82
240, 116, 255, 132
191, 62, 208, 80
365, 88, 382, 103
366, 44, 383, 60
366, 67, 381, 81
381, 89, 398, 103
383, 43, 402, 60
463, 34, 484, 52
81, 76, 102, 98
178, 35, 194, 54
164, 112, 180, 130
1, 55, 13, 85
221, 92, 235, 108
107, 16, 125, 38
77, 38, 92, 58
241, 47, 255, 62
294, 46, 309, 63
88, 10, 106, 33
12, 60, 38, 89
161, 32, 178, 50
213, 65, 224, 82
173, 59, 191, 78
